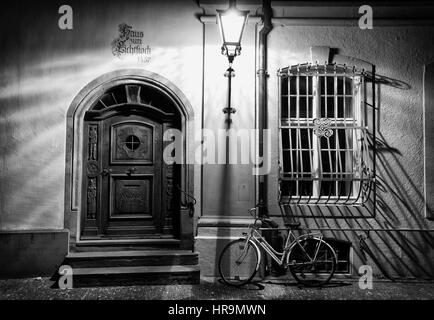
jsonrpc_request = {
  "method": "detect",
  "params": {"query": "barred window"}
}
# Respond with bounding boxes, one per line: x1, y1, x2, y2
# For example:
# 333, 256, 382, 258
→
278, 63, 374, 205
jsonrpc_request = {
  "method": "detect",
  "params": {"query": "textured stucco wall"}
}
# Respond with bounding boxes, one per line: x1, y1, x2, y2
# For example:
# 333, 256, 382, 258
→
0, 0, 203, 230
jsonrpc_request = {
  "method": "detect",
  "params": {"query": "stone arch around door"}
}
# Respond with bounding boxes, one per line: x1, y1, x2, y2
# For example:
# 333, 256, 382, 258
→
64, 69, 194, 250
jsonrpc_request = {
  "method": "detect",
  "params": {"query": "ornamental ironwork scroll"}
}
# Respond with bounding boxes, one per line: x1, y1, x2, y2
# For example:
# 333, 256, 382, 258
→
313, 118, 334, 138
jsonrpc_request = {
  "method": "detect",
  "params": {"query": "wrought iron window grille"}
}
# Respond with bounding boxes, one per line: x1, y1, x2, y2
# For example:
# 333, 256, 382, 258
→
277, 63, 376, 206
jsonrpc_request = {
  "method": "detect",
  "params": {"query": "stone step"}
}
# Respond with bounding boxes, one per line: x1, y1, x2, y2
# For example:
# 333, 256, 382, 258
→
67, 265, 200, 287
72, 239, 181, 252
64, 250, 198, 268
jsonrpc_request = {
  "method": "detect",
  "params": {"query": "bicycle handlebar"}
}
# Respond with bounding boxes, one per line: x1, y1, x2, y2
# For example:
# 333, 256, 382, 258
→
248, 207, 263, 228
248, 207, 277, 229
248, 207, 257, 218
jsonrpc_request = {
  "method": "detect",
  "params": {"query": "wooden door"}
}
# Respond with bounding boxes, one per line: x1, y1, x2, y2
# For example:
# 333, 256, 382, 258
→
102, 115, 162, 237
81, 114, 173, 239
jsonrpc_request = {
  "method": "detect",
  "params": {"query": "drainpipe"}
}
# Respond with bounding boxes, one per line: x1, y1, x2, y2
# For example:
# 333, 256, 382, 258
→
256, 0, 272, 218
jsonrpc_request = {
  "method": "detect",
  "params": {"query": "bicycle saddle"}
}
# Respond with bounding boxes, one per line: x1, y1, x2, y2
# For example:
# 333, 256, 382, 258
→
284, 221, 301, 229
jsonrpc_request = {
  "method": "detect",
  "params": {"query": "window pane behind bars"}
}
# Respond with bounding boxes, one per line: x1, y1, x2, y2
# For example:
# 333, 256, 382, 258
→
320, 76, 353, 119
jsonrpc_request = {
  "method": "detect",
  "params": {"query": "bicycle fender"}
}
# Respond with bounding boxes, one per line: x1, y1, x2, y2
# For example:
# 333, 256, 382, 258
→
286, 236, 326, 252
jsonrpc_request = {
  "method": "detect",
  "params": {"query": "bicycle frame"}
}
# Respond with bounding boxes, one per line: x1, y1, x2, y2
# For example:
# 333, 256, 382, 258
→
243, 226, 324, 268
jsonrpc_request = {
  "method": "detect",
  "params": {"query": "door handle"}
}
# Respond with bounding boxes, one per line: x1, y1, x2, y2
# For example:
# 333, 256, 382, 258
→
177, 185, 197, 217
126, 167, 137, 176
101, 168, 112, 176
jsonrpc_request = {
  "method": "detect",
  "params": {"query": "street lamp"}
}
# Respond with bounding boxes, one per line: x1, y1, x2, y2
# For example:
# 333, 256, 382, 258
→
217, 0, 249, 115
217, 0, 249, 64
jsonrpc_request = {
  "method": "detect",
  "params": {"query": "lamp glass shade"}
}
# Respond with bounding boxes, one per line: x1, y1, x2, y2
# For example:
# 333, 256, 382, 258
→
217, 7, 249, 56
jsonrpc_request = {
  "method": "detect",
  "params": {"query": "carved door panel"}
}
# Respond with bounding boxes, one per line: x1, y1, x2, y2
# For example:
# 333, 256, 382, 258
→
81, 114, 169, 239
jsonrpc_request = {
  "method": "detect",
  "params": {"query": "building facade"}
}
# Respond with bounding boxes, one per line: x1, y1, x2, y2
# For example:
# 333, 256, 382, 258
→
1, 0, 434, 282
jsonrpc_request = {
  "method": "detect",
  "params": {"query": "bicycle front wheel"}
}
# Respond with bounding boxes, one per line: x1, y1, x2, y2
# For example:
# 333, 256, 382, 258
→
287, 238, 336, 287
218, 239, 260, 286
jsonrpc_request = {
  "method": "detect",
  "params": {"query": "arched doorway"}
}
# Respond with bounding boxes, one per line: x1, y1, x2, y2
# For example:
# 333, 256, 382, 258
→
64, 70, 194, 249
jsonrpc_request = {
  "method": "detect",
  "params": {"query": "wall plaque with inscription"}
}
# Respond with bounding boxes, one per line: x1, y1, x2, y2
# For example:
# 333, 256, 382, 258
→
111, 23, 151, 63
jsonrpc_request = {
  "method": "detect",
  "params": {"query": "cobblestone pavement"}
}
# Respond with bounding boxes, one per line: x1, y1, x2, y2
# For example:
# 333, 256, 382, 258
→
1, 276, 434, 300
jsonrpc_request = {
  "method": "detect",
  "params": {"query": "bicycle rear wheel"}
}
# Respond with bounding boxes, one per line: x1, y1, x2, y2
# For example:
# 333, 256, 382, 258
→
287, 238, 336, 287
218, 239, 259, 286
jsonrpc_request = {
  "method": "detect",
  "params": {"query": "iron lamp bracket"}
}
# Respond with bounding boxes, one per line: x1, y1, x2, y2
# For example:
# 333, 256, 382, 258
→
223, 107, 236, 114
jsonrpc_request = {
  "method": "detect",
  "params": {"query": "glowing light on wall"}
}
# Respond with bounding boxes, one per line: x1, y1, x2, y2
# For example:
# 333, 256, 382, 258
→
217, 0, 249, 64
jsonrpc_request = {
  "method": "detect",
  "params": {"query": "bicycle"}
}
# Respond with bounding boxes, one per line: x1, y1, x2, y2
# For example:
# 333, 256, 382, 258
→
218, 207, 337, 287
